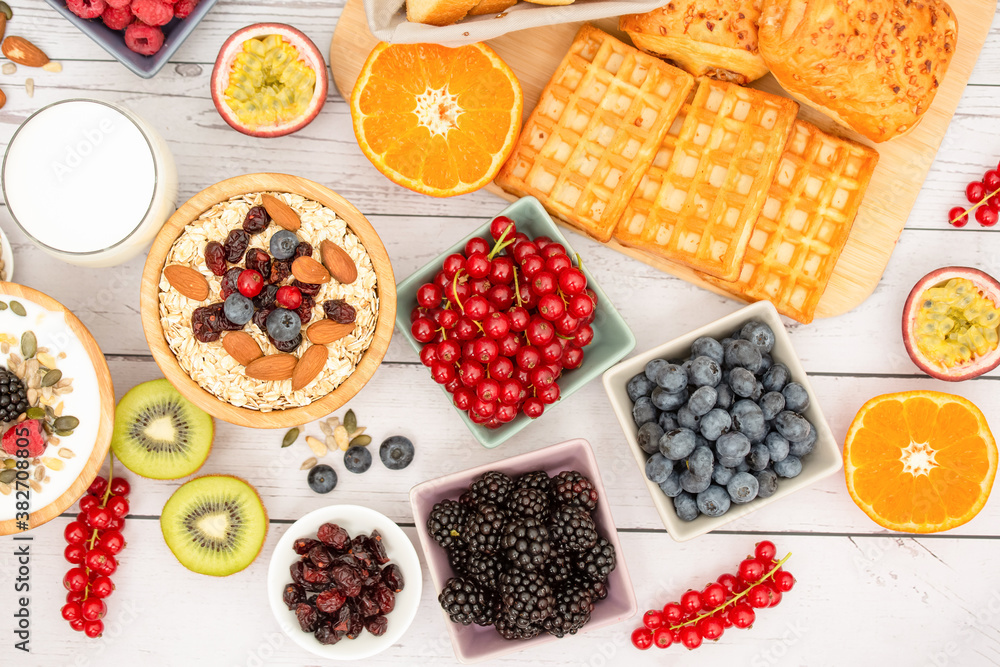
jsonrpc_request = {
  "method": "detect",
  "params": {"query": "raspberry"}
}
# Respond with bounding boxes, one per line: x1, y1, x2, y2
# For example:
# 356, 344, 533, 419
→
130, 0, 172, 26
173, 0, 197, 18
67, 0, 107, 19
103, 0, 130, 8
101, 4, 132, 30
2, 420, 47, 459
124, 22, 164, 55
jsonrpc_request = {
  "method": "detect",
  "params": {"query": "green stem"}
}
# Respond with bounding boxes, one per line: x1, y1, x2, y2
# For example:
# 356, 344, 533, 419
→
513, 270, 523, 308
487, 226, 514, 260
954, 185, 1000, 223
451, 269, 466, 314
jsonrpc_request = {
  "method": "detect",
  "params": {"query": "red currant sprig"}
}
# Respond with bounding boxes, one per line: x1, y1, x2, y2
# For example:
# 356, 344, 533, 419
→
948, 163, 1000, 228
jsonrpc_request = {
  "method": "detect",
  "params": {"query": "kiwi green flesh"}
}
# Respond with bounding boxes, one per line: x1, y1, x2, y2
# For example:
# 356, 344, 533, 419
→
160, 476, 267, 576
111, 379, 213, 480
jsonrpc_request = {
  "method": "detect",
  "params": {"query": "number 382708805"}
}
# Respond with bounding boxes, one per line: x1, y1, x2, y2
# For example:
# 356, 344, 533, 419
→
11, 421, 35, 520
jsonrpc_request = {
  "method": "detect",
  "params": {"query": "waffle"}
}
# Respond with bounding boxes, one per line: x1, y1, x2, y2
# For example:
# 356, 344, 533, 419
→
495, 25, 695, 243
614, 78, 798, 280
702, 120, 879, 323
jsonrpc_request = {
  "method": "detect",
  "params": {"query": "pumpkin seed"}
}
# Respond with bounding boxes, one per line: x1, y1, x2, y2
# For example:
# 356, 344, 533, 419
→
300, 457, 317, 470
54, 416, 79, 431
9, 300, 24, 316
0, 302, 7, 311
344, 409, 357, 434
0, 469, 15, 484
0, 2, 12, 20
281, 427, 299, 448
20, 331, 36, 359
306, 436, 328, 457
55, 429, 74, 437
349, 434, 372, 447
25, 407, 45, 421
41, 369, 62, 387
44, 405, 55, 420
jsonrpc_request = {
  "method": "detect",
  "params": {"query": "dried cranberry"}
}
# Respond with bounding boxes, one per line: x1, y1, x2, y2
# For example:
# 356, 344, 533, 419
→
253, 306, 274, 334
283, 583, 305, 609
369, 530, 390, 565
302, 564, 330, 585
268, 259, 291, 284
296, 296, 315, 325
345, 611, 364, 639
270, 333, 302, 353
292, 279, 322, 297
318, 523, 351, 551
205, 302, 242, 332
245, 248, 272, 278
323, 299, 357, 324
242, 206, 270, 234
191, 307, 220, 343
374, 583, 395, 614
294, 242, 313, 259
315, 622, 341, 645
295, 603, 320, 633
220, 267, 243, 300
332, 554, 362, 570
292, 538, 318, 557
205, 241, 227, 276
366, 615, 388, 636
308, 545, 333, 570
381, 564, 404, 593
253, 284, 278, 310
224, 229, 250, 263
315, 588, 346, 614
330, 565, 363, 597
350, 535, 373, 569
356, 591, 381, 618
331, 605, 351, 633
290, 561, 306, 586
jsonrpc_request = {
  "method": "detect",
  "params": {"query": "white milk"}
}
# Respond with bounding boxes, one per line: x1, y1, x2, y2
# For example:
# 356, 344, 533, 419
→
2, 99, 178, 267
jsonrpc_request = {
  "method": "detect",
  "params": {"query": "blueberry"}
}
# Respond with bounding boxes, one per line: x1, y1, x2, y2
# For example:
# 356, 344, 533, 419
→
731, 400, 767, 443
716, 431, 751, 459
308, 464, 338, 493
344, 446, 372, 474
727, 472, 759, 504
379, 435, 414, 470
774, 410, 811, 442
637, 422, 664, 454
652, 362, 688, 393
715, 383, 734, 410
645, 359, 668, 382
266, 308, 302, 342
762, 364, 791, 392
740, 320, 775, 354
773, 455, 803, 478
759, 391, 785, 421
657, 412, 679, 433
717, 454, 744, 468
270, 230, 301, 260
728, 367, 757, 398
789, 424, 818, 458
747, 443, 770, 471
688, 356, 722, 387
678, 405, 703, 430
735, 461, 750, 473
223, 293, 254, 326
632, 397, 658, 427
759, 353, 773, 374
765, 432, 790, 463
712, 465, 735, 486
697, 485, 731, 517
687, 446, 714, 479
659, 428, 697, 460
674, 492, 699, 521
690, 336, 724, 365
750, 381, 763, 402
680, 470, 711, 494
627, 373, 656, 402
659, 471, 683, 498
687, 386, 717, 417
782, 382, 810, 412
645, 453, 673, 484
699, 408, 731, 441
724, 339, 762, 373
680, 358, 693, 377
753, 469, 778, 498
652, 387, 688, 411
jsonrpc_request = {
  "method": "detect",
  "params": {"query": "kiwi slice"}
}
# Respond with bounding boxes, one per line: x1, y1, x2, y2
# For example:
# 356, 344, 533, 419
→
111, 379, 214, 479
160, 475, 268, 576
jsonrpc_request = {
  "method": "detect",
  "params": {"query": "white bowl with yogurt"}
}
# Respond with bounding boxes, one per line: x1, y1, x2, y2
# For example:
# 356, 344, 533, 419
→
2, 99, 178, 268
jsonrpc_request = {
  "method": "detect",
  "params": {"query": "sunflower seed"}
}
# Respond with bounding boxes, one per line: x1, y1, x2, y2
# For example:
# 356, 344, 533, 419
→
49, 436, 60, 446
42, 457, 63, 471
27, 388, 37, 405
33, 465, 44, 480
319, 421, 333, 436
24, 78, 33, 98
350, 426, 366, 438
0, 482, 10, 495
344, 409, 357, 434
300, 457, 317, 470
54, 415, 80, 431
306, 436, 328, 457
20, 331, 36, 359
349, 434, 372, 447
9, 300, 24, 316
1, 63, 13, 75
29, 479, 41, 493
41, 369, 62, 387
334, 425, 350, 451
42, 62, 62, 73
281, 427, 299, 448
58, 448, 74, 459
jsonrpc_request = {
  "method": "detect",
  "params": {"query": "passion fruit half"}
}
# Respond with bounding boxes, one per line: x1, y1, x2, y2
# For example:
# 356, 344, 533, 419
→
210, 23, 328, 138
902, 267, 1000, 381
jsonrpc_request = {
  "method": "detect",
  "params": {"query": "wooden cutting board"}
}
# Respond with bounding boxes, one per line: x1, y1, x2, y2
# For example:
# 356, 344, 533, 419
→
329, 0, 998, 320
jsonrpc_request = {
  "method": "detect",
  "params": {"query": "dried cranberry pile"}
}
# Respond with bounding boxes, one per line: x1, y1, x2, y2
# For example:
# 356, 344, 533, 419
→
65, 0, 201, 56
284, 522, 404, 645
411, 216, 597, 428
191, 205, 356, 353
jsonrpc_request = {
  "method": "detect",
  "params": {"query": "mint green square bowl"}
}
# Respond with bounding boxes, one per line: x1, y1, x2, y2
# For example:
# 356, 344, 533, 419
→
395, 196, 636, 448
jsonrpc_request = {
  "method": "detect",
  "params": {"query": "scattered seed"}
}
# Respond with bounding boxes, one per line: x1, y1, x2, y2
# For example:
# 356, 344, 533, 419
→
25, 407, 45, 420
1, 63, 13, 75
0, 469, 14, 484
58, 448, 74, 459
26, 388, 36, 405
20, 331, 36, 359
281, 427, 299, 448
0, 302, 7, 311
54, 415, 79, 431
350, 426, 367, 438
29, 479, 41, 493
0, 2, 12, 20
344, 409, 357, 434
43, 475, 49, 484
58, 352, 66, 359
349, 434, 372, 447
324, 435, 336, 450
300, 457, 317, 470
44, 405, 55, 420
33, 465, 44, 480
306, 435, 328, 457
24, 78, 33, 98
37, 352, 56, 368
319, 421, 333, 436
42, 61, 61, 73
42, 457, 63, 471
0, 482, 9, 495
0, 343, 7, 354
334, 425, 350, 451
9, 300, 24, 316
55, 429, 73, 437
41, 369, 62, 387
49, 436, 60, 446
327, 416, 341, 430
2, 459, 13, 469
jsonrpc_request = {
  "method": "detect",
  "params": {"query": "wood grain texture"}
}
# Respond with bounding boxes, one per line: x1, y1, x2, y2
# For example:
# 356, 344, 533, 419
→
0, 282, 115, 536
139, 173, 396, 428
330, 0, 998, 319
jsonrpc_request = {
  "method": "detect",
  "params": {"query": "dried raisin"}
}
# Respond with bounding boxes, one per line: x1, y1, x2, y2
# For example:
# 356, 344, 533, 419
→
204, 241, 226, 276
292, 279, 322, 297
253, 305, 275, 334
283, 583, 305, 609
318, 522, 351, 551
365, 615, 388, 636
315, 588, 346, 614
268, 259, 291, 284
245, 248, 271, 278
242, 206, 270, 234
191, 307, 220, 343
224, 229, 250, 263
381, 564, 404, 592
323, 299, 357, 324
294, 241, 313, 259
308, 544, 333, 570
314, 622, 342, 645
271, 333, 302, 353
296, 296, 315, 325
253, 284, 278, 310
295, 603, 320, 633
293, 538, 319, 555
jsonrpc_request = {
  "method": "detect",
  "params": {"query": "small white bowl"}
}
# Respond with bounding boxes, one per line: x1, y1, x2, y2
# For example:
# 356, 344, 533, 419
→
266, 505, 423, 660
0, 225, 15, 282
602, 301, 843, 542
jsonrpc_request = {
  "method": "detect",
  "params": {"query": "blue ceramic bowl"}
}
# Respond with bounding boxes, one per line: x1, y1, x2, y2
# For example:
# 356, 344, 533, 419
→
42, 0, 219, 78
395, 196, 636, 448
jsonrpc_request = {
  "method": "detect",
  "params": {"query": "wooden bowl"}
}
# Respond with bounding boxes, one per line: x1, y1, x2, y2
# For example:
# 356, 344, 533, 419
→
0, 283, 115, 536
139, 173, 396, 429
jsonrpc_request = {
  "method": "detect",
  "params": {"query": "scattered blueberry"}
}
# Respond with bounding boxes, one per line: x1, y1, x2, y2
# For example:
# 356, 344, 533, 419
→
266, 308, 302, 342
308, 464, 338, 493
637, 422, 665, 454
724, 339, 762, 373
627, 373, 656, 402
727, 472, 759, 504
379, 435, 414, 470
676, 405, 701, 431
773, 455, 802, 479
740, 320, 775, 354
223, 293, 254, 326
774, 410, 811, 442
674, 492, 699, 521
687, 386, 717, 417
716, 431, 751, 459
652, 387, 688, 411
690, 336, 724, 365
659, 471, 683, 498
659, 428, 697, 460
762, 364, 791, 392
632, 397, 658, 426
759, 391, 785, 421
782, 382, 810, 412
712, 465, 735, 486
679, 470, 711, 494
688, 356, 722, 387
765, 432, 790, 463
697, 485, 731, 517
753, 469, 779, 498
728, 367, 757, 398
645, 453, 673, 484
747, 443, 770, 471
699, 408, 731, 441
344, 446, 372, 474
270, 230, 301, 260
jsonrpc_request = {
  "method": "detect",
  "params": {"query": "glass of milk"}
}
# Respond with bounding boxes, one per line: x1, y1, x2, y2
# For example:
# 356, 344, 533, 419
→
2, 99, 178, 268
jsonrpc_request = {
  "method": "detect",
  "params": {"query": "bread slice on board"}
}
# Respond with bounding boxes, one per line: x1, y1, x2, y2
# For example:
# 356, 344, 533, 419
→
406, 0, 480, 25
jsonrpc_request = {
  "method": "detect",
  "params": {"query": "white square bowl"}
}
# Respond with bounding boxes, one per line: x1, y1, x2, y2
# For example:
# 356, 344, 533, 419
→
601, 301, 843, 542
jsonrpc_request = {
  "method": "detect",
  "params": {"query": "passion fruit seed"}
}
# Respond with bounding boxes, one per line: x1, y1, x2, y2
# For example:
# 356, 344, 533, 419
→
915, 278, 1000, 368
224, 34, 316, 129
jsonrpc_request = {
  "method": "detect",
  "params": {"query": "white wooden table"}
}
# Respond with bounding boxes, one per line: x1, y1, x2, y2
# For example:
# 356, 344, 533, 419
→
0, 2, 999, 665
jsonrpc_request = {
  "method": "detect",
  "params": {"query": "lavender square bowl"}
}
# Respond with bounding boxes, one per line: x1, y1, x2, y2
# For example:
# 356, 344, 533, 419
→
408, 438, 637, 664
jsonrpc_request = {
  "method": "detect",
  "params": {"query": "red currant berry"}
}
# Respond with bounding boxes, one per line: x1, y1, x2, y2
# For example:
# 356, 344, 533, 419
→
747, 584, 771, 608
473, 337, 499, 364
430, 362, 455, 385
540, 242, 566, 259
531, 271, 557, 295
83, 620, 104, 639
537, 294, 565, 321
545, 254, 572, 274
65, 543, 87, 565
525, 318, 555, 346
237, 269, 264, 298
419, 345, 437, 367
557, 268, 587, 295
678, 626, 702, 650
652, 626, 674, 648
416, 283, 441, 308
729, 603, 755, 628
631, 627, 653, 650
463, 295, 490, 321
410, 306, 425, 323
487, 284, 514, 311
109, 477, 131, 497
85, 549, 117, 577
483, 312, 510, 339
465, 237, 490, 257
948, 206, 968, 227
64, 521, 89, 545
507, 306, 530, 332
521, 254, 545, 278
517, 280, 538, 309
534, 235, 553, 250
411, 317, 436, 343
437, 309, 459, 330
717, 573, 739, 593
766, 583, 782, 607
567, 293, 594, 319
530, 367, 556, 389
66, 590, 84, 604
976, 205, 998, 227
985, 169, 1000, 191
62, 602, 82, 621
661, 602, 684, 623
490, 215, 516, 240
79, 495, 99, 513
773, 569, 795, 592
476, 378, 500, 403
512, 241, 539, 263
680, 589, 702, 614
516, 346, 542, 371
968, 181, 987, 203
106, 496, 129, 519
88, 476, 108, 497
458, 360, 485, 387
697, 617, 724, 641
523, 397, 545, 419
643, 610, 664, 629
471, 397, 496, 419
701, 582, 727, 609
489, 355, 514, 379
64, 568, 89, 592
81, 597, 107, 622
465, 253, 490, 279
499, 380, 524, 406
539, 340, 563, 365
90, 575, 115, 599
754, 540, 777, 562
433, 270, 450, 290
69, 618, 86, 632
738, 558, 765, 583
573, 324, 594, 348
97, 530, 126, 556
453, 388, 473, 411
562, 345, 584, 370
442, 253, 465, 279
497, 333, 520, 358
453, 317, 478, 341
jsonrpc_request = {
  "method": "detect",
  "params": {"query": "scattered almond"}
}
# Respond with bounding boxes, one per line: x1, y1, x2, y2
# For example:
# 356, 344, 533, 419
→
0, 16, 7, 44
320, 240, 358, 284
2, 36, 49, 67
245, 353, 297, 381
261, 194, 301, 231
222, 331, 263, 365
291, 344, 328, 391
307, 319, 355, 345
305, 435, 328, 457
291, 256, 331, 284
42, 61, 61, 73
300, 457, 318, 470
164, 264, 209, 301
334, 424, 350, 451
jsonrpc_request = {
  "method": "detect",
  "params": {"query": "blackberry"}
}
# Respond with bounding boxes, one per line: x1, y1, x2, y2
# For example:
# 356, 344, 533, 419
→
515, 470, 551, 495
469, 470, 513, 507
495, 612, 542, 640
544, 585, 594, 638
543, 548, 574, 586
548, 505, 599, 552
567, 573, 608, 601
465, 552, 504, 590
447, 543, 473, 577
427, 499, 470, 550
575, 537, 617, 583
507, 487, 549, 520
463, 503, 507, 555
499, 569, 555, 627
438, 577, 500, 626
0, 369, 28, 423
501, 517, 552, 571
551, 470, 599, 511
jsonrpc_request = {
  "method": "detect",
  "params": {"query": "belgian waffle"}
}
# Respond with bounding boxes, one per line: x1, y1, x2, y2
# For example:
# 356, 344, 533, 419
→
614, 78, 798, 280
495, 25, 695, 243
702, 120, 879, 323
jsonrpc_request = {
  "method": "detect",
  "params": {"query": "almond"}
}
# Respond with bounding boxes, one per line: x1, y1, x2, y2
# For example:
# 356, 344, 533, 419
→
291, 256, 331, 284
245, 353, 297, 381
163, 265, 209, 301
222, 331, 263, 366
292, 344, 328, 390
0, 88, 6, 112
306, 319, 355, 345
320, 240, 358, 284
2, 36, 49, 67
0, 16, 7, 44
261, 194, 301, 232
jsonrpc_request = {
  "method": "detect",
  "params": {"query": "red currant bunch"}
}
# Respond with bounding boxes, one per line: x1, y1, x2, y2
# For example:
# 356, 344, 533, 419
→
61, 456, 130, 638
630, 540, 795, 651
410, 215, 598, 429
948, 159, 1000, 228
